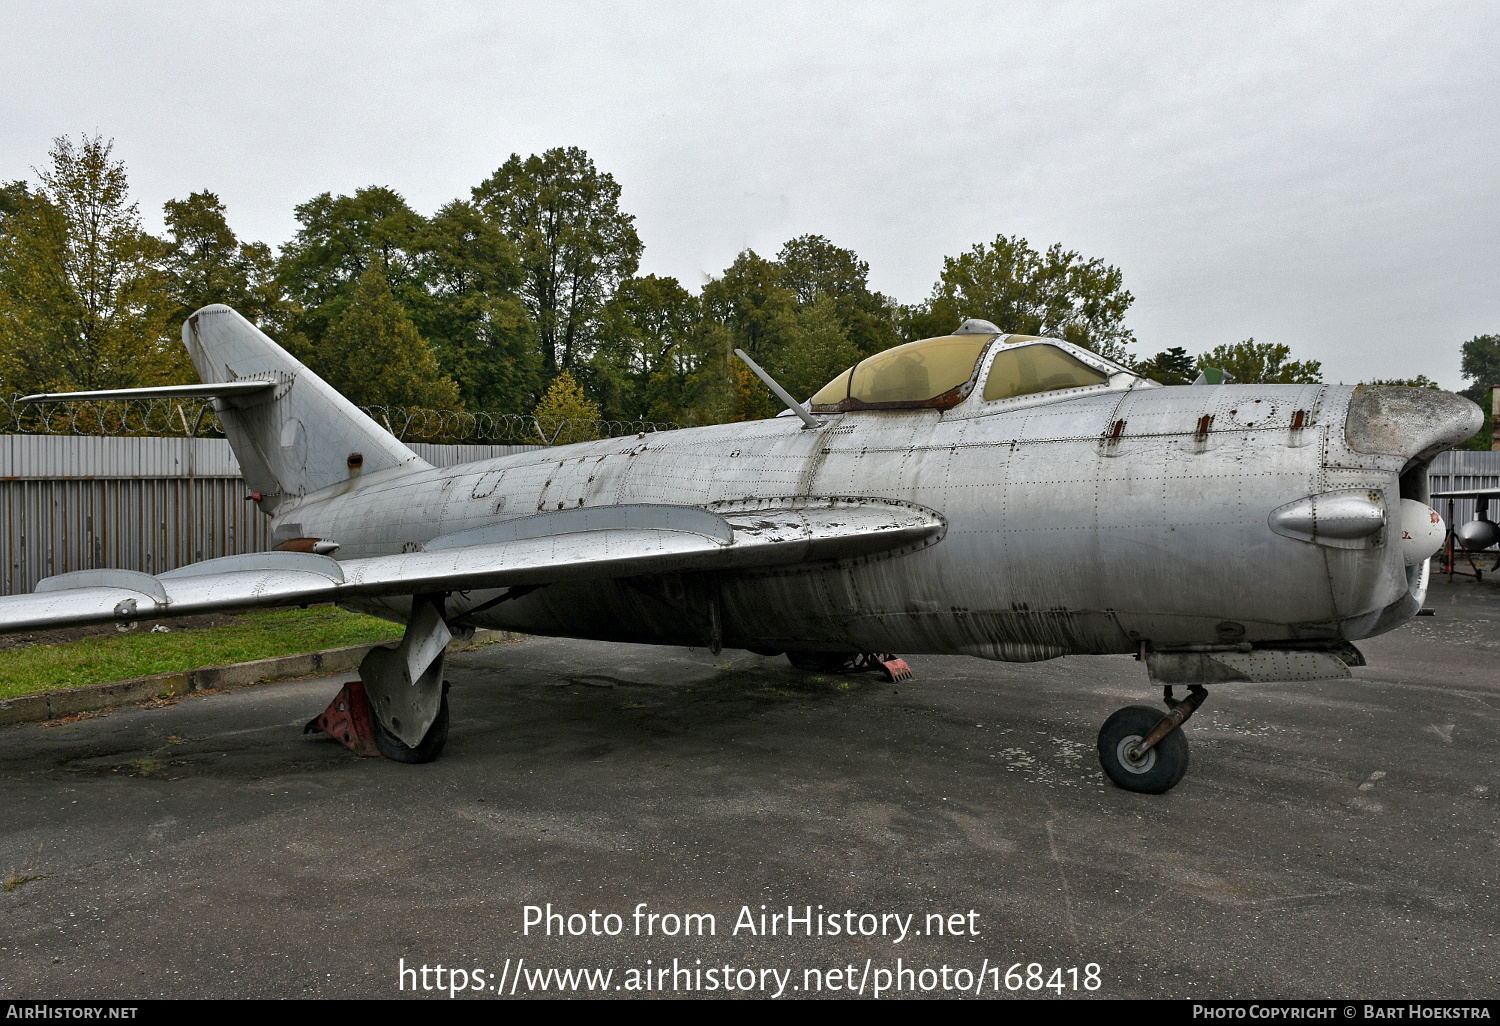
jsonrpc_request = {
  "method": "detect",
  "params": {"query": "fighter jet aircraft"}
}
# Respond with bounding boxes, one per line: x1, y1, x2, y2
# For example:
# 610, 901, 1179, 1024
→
1429, 486, 1500, 551
1429, 484, 1500, 579
2, 307, 1482, 793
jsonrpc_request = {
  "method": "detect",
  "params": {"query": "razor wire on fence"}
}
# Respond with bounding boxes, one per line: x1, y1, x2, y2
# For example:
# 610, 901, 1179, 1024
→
0, 394, 681, 445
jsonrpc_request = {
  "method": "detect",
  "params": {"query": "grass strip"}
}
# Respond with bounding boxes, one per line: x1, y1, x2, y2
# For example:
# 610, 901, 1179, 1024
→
0, 607, 401, 700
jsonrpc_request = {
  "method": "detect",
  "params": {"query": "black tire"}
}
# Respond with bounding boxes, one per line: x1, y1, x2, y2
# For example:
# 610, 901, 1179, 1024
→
1097, 705, 1189, 794
786, 651, 854, 672
374, 686, 451, 764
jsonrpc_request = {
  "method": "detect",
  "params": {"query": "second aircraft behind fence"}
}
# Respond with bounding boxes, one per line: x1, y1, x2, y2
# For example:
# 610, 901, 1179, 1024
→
3, 307, 1482, 793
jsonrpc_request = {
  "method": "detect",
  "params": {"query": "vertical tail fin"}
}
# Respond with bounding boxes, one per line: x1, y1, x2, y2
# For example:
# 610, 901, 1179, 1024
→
184, 305, 428, 508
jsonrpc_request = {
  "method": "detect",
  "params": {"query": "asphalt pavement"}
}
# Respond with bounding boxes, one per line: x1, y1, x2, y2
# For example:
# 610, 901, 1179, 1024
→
1, 574, 1496, 1000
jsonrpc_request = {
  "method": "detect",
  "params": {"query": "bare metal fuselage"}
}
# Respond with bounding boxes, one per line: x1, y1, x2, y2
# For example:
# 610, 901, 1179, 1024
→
281, 380, 1423, 662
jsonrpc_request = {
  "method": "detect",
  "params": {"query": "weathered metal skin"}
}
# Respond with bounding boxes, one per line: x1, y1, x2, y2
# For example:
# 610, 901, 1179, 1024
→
278, 345, 1480, 665
16, 306, 1480, 775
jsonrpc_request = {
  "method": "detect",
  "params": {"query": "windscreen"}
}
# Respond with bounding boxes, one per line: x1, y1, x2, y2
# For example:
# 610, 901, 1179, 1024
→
983, 344, 1109, 402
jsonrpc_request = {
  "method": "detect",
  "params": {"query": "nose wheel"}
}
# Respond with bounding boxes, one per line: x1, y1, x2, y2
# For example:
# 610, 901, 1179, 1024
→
1097, 685, 1206, 794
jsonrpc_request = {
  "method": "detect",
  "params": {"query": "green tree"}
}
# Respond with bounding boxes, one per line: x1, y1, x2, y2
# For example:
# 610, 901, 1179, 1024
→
699, 249, 799, 421
161, 190, 281, 326
277, 187, 539, 412
776, 234, 898, 358
413, 200, 536, 411
588, 273, 703, 421
904, 235, 1136, 361
1135, 346, 1195, 385
0, 181, 72, 393
474, 148, 642, 373
316, 265, 461, 410
277, 186, 426, 346
777, 295, 864, 403
0, 135, 186, 395
1459, 333, 1500, 451
693, 239, 897, 422
532, 369, 600, 444
701, 249, 797, 360
1194, 339, 1321, 384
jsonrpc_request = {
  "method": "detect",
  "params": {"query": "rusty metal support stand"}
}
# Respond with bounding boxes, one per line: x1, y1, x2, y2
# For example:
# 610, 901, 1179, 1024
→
1445, 498, 1456, 583
1129, 684, 1208, 762
1440, 498, 1452, 582
1442, 499, 1488, 582
304, 681, 382, 757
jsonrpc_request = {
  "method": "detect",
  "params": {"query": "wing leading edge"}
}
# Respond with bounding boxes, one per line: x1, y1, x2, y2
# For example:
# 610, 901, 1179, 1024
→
0, 498, 945, 634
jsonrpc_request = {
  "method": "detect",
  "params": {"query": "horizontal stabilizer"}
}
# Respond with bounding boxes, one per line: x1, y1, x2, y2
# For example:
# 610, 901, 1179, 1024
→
20, 381, 275, 404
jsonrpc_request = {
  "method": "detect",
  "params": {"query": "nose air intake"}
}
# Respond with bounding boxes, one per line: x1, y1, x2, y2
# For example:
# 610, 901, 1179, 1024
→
1344, 385, 1483, 463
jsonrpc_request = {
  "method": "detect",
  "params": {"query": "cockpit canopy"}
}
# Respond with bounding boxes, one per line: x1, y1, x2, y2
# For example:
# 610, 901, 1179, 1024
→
807, 332, 1120, 412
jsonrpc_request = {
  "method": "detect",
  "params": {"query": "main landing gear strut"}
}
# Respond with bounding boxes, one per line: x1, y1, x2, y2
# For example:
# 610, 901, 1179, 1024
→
1097, 685, 1207, 794
305, 594, 455, 763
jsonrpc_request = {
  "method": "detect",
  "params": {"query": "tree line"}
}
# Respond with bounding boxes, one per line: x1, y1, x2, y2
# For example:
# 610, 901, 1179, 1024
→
2, 134, 1494, 447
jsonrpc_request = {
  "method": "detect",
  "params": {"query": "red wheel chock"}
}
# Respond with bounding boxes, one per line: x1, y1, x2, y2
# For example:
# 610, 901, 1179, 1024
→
876, 656, 914, 683
304, 681, 382, 757
834, 653, 915, 683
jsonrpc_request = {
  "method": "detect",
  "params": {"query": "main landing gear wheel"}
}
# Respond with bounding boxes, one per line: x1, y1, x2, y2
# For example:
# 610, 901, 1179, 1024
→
1097, 705, 1189, 794
374, 682, 451, 764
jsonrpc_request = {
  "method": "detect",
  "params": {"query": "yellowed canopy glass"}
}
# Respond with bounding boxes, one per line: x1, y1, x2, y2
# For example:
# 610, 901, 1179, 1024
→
809, 369, 854, 406
843, 334, 992, 404
982, 344, 1109, 402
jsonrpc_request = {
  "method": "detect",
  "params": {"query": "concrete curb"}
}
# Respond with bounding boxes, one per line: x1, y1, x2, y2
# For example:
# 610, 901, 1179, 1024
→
0, 629, 522, 727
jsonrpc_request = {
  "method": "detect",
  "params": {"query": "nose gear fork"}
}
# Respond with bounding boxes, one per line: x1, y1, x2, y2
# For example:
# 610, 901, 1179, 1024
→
1128, 685, 1208, 762
1097, 685, 1207, 794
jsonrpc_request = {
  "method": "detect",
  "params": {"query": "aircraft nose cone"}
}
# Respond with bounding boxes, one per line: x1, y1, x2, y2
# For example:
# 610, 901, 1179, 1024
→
1344, 385, 1483, 461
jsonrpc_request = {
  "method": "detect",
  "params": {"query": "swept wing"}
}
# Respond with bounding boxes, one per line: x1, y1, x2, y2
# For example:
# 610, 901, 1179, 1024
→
0, 499, 944, 634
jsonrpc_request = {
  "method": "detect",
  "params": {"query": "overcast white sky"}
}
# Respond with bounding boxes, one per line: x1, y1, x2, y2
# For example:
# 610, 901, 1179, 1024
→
3, 1, 1496, 388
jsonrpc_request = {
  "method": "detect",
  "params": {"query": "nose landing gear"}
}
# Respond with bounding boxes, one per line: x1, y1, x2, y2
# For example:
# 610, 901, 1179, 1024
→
1097, 685, 1207, 794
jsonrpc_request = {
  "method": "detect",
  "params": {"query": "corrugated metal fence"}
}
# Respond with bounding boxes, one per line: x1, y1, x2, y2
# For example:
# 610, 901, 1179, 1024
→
1428, 450, 1500, 541
0, 435, 539, 596
2, 436, 1495, 596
